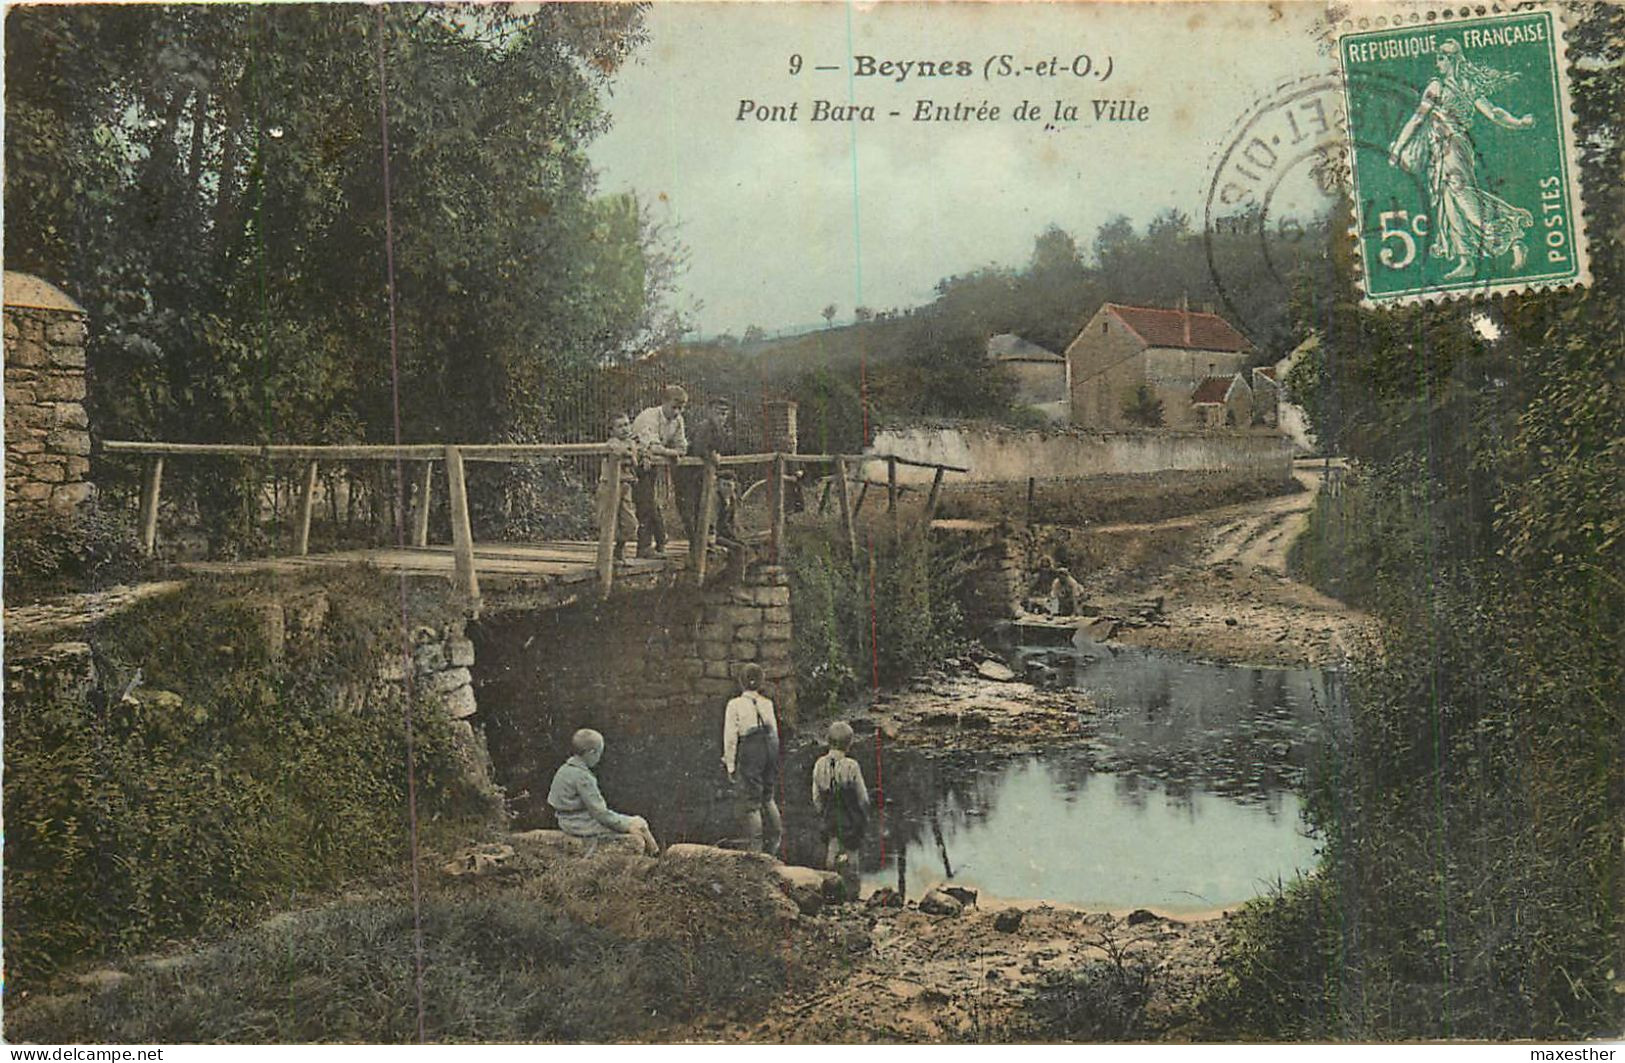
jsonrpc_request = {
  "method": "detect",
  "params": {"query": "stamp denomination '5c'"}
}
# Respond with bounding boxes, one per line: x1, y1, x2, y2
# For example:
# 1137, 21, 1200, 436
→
1338, 6, 1589, 306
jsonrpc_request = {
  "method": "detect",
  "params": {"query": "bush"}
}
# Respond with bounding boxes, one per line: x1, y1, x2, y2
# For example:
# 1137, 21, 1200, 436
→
2, 569, 496, 986
3, 501, 148, 601
785, 525, 968, 714
1200, 874, 1345, 1040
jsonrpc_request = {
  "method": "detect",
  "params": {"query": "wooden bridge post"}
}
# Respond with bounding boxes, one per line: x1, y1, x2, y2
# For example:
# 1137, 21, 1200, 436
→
138, 456, 164, 556
834, 456, 857, 562
769, 454, 786, 563
411, 461, 433, 547
692, 457, 717, 584
294, 460, 319, 556
924, 465, 946, 523
595, 453, 621, 596
444, 445, 480, 601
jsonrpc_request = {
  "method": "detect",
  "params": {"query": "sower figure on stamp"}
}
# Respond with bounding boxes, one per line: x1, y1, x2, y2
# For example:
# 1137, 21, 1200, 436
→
676, 395, 732, 545
1387, 39, 1535, 280
812, 720, 870, 899
630, 384, 688, 559
547, 728, 660, 856
599, 413, 640, 563
721, 663, 781, 855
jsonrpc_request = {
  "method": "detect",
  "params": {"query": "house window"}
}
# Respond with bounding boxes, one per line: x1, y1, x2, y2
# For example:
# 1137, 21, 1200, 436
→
1102, 321, 1108, 333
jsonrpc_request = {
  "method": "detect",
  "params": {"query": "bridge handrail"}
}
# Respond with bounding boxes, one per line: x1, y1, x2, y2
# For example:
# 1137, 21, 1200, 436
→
101, 439, 966, 601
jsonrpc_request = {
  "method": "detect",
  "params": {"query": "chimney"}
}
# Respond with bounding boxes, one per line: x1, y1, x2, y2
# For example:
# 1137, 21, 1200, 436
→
1180, 292, 1191, 346
1208, 362, 1217, 378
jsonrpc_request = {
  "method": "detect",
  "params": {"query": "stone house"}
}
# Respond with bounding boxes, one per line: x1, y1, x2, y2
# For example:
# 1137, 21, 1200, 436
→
987, 333, 1068, 420
1251, 366, 1281, 427
1063, 302, 1255, 429
1190, 373, 1253, 429
4, 272, 94, 513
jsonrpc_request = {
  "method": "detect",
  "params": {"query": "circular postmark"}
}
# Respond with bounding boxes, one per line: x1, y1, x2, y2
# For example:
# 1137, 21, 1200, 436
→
1203, 74, 1352, 345
1206, 51, 1556, 333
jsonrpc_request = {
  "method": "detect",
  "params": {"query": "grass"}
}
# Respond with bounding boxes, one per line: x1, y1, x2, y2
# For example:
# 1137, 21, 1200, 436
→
7, 850, 836, 1044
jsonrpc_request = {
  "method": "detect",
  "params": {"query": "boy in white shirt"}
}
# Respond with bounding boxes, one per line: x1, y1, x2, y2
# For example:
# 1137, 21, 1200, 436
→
721, 663, 781, 855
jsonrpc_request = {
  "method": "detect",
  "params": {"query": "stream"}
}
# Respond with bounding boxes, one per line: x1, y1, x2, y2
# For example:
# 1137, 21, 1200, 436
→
481, 630, 1338, 913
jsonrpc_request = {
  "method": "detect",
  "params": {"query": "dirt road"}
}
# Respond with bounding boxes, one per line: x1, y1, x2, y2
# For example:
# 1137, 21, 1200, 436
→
1068, 467, 1370, 667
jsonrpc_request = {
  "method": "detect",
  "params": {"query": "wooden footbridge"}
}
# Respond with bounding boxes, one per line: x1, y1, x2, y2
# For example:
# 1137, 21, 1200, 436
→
102, 440, 966, 606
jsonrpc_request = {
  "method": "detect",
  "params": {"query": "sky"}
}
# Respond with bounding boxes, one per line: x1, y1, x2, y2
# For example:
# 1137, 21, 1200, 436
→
588, 1, 1341, 338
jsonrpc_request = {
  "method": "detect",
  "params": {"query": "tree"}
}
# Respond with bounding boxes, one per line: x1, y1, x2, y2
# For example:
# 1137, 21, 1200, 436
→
5, 3, 677, 549
821, 303, 837, 328
1121, 385, 1165, 427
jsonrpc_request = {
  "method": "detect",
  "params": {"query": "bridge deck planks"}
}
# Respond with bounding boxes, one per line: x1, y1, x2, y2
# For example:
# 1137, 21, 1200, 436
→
179, 539, 697, 590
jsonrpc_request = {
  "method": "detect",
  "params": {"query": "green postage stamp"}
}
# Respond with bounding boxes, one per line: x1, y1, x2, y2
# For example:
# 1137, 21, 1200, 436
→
1338, 6, 1590, 306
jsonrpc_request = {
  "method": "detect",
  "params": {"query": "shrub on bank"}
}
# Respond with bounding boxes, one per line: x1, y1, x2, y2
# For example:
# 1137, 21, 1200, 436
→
785, 525, 968, 714
3, 570, 497, 987
1225, 463, 1623, 1041
3, 501, 150, 602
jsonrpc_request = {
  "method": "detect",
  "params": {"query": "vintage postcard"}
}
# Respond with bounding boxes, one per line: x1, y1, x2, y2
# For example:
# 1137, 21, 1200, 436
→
3, 0, 1619, 1050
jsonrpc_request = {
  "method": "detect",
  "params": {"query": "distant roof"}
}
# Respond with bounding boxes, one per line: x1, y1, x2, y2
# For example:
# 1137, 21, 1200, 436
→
1253, 366, 1278, 381
1191, 374, 1242, 405
987, 333, 1063, 362
1104, 303, 1251, 353
3, 272, 83, 313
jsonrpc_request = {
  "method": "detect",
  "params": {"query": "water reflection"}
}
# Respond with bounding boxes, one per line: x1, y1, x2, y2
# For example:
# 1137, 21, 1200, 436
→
478, 616, 1334, 911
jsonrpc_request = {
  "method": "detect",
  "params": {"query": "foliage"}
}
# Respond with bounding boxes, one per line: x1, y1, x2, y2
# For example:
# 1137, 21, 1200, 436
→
3, 501, 149, 601
1120, 384, 1166, 428
678, 210, 1321, 450
1231, 3, 1625, 1040
4, 4, 678, 553
1004, 927, 1158, 1042
6, 853, 830, 1043
1199, 874, 1345, 1041
785, 525, 968, 714
2, 569, 496, 986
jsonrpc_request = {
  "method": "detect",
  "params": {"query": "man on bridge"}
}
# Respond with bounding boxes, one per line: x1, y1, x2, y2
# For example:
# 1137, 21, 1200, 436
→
630, 385, 689, 559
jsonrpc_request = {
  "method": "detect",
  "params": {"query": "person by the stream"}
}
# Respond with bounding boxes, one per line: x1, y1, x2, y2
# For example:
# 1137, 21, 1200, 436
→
811, 720, 870, 899
598, 413, 640, 563
1049, 565, 1087, 616
721, 663, 781, 855
629, 384, 688, 559
676, 395, 732, 544
547, 728, 660, 856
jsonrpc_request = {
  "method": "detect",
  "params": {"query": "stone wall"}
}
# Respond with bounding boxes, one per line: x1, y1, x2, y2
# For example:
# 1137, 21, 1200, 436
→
865, 423, 1294, 486
4, 273, 93, 514
472, 563, 797, 828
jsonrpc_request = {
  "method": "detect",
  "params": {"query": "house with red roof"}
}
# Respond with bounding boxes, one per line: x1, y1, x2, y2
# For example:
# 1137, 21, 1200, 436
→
1063, 302, 1256, 429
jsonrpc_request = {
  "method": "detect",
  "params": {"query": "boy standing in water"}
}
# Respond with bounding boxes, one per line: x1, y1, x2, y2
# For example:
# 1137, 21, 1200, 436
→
721, 663, 781, 855
812, 720, 870, 898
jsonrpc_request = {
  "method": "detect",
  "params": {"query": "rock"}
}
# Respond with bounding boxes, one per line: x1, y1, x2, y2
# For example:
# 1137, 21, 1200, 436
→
1125, 908, 1160, 926
1224, 617, 1239, 627
439, 683, 478, 719
1087, 617, 1121, 641
74, 968, 130, 990
993, 909, 1025, 933
918, 888, 964, 917
865, 886, 904, 909
941, 885, 978, 908
509, 829, 645, 859
441, 843, 517, 877
976, 660, 1017, 682
774, 864, 846, 914
842, 926, 873, 954
663, 842, 776, 865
